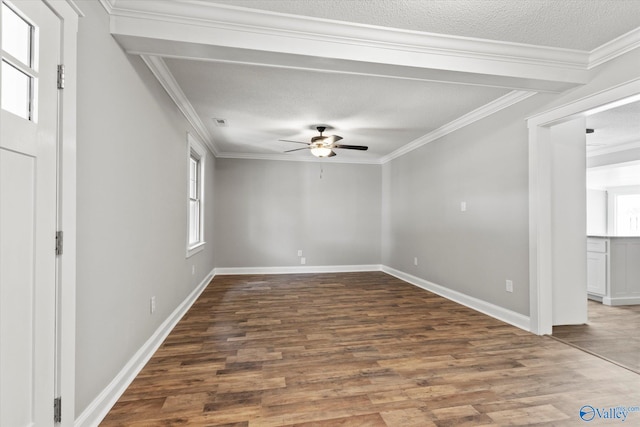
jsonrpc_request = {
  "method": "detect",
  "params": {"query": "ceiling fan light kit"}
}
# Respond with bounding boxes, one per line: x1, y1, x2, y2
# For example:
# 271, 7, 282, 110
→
281, 126, 368, 158
310, 146, 333, 157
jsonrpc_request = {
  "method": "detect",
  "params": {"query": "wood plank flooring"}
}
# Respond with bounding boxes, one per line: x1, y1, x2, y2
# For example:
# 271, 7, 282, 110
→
101, 272, 640, 426
553, 300, 640, 374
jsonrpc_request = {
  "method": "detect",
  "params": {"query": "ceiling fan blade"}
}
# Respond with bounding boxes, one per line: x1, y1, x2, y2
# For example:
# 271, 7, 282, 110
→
284, 147, 310, 153
279, 139, 309, 145
334, 144, 368, 151
325, 135, 343, 144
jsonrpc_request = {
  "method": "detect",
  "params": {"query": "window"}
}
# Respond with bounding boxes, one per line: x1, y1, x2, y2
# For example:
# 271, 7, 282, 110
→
187, 133, 206, 257
607, 187, 640, 237
1, 2, 35, 120
188, 156, 201, 244
614, 193, 640, 236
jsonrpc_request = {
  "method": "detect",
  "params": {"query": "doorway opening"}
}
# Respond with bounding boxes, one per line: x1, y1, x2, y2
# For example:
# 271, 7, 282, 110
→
552, 99, 640, 373
527, 79, 640, 336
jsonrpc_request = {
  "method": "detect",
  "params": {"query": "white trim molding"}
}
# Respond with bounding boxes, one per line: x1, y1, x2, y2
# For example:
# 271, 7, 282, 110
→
216, 90, 535, 165
105, 0, 588, 93
527, 78, 640, 335
382, 266, 531, 332
215, 264, 531, 331
381, 90, 536, 163
215, 264, 382, 275
215, 151, 383, 165
75, 263, 536, 426
74, 268, 216, 427
99, 1, 640, 166
186, 132, 208, 258
45, 1, 82, 425
141, 55, 217, 156
587, 139, 640, 158
603, 296, 640, 306
589, 27, 640, 69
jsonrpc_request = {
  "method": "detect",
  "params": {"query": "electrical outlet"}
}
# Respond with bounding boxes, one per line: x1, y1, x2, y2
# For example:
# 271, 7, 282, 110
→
150, 296, 156, 314
301, 257, 306, 265
414, 257, 418, 266
506, 280, 513, 293
298, 249, 303, 257
460, 201, 467, 212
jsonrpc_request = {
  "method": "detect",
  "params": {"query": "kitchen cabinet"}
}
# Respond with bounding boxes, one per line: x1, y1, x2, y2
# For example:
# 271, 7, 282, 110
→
587, 236, 640, 305
587, 238, 607, 297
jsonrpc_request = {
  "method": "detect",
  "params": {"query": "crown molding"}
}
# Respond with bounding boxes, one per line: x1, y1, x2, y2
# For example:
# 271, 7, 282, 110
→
104, 2, 640, 166
589, 27, 640, 69
220, 90, 535, 165
139, 55, 218, 156
106, 1, 588, 92
63, 0, 85, 17
587, 140, 640, 158
215, 151, 383, 165
380, 90, 536, 164
108, 0, 586, 66
98, 0, 114, 14
108, 1, 637, 73
527, 78, 640, 128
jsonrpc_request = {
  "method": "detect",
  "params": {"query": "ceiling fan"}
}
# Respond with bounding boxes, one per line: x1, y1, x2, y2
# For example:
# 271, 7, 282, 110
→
280, 126, 368, 158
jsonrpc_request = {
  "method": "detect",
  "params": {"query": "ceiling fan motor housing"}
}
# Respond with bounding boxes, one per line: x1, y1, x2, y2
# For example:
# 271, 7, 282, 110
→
311, 135, 327, 143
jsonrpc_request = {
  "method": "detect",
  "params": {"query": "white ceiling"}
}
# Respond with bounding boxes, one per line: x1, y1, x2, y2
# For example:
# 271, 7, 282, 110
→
212, 0, 640, 50
105, 0, 640, 163
164, 58, 510, 158
586, 100, 640, 189
586, 101, 640, 152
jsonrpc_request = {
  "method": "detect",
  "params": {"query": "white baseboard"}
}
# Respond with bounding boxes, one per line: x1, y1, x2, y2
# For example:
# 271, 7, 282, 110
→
214, 264, 382, 275
216, 264, 530, 331
74, 268, 216, 427
381, 266, 531, 332
76, 264, 531, 427
603, 296, 640, 306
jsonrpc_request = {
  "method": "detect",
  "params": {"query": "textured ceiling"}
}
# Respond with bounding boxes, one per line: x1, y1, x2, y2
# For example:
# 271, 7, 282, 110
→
164, 58, 510, 159
107, 0, 640, 162
210, 0, 640, 50
587, 101, 640, 150
587, 101, 640, 188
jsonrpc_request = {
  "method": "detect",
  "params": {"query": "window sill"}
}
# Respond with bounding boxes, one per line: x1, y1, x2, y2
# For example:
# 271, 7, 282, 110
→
186, 241, 206, 258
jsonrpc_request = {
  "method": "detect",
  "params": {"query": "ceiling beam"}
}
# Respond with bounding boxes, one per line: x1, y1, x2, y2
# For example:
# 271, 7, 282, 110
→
106, 0, 589, 93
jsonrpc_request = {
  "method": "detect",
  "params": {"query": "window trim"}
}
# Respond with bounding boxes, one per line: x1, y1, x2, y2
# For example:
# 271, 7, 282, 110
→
186, 133, 207, 258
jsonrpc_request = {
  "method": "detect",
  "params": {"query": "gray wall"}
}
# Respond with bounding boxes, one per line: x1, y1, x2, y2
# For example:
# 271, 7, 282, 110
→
215, 158, 381, 267
75, 1, 216, 416
382, 95, 555, 316
72, 0, 640, 419
381, 46, 640, 319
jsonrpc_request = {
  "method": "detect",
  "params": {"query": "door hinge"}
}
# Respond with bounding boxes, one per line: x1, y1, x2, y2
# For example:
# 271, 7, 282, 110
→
57, 64, 65, 89
55, 231, 63, 256
54, 397, 62, 423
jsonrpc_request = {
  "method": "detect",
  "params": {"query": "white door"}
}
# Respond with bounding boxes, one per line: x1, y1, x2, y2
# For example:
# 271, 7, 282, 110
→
1, 1, 61, 425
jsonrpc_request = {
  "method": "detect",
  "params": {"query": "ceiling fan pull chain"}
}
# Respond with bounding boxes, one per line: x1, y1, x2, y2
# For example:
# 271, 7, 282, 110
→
320, 166, 323, 179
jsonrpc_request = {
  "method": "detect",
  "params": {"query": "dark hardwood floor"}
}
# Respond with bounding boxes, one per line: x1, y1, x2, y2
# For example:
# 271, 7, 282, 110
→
553, 300, 640, 374
101, 272, 640, 426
